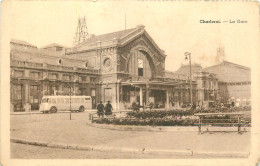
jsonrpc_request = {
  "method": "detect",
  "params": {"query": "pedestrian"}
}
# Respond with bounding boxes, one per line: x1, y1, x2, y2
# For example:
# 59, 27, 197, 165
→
105, 101, 113, 116
97, 101, 104, 118
136, 101, 140, 112
132, 101, 137, 111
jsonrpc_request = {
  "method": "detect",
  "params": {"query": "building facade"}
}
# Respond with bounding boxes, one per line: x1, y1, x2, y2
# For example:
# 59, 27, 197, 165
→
10, 26, 251, 112
203, 61, 251, 106
10, 40, 100, 111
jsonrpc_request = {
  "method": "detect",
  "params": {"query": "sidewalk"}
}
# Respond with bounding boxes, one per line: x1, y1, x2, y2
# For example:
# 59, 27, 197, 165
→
10, 113, 251, 157
10, 109, 97, 115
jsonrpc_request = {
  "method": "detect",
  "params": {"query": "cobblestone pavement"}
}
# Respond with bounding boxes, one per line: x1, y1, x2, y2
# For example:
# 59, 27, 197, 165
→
11, 112, 250, 158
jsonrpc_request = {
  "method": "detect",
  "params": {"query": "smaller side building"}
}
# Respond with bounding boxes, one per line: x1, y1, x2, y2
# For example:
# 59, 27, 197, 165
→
203, 61, 251, 106
10, 39, 100, 112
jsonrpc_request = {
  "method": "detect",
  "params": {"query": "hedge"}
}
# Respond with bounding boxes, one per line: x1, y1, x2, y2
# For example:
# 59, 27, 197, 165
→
94, 117, 250, 126
94, 118, 197, 126
126, 106, 251, 119
126, 110, 192, 119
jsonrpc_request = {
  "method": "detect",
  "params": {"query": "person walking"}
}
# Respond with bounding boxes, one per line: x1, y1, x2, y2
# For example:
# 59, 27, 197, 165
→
132, 101, 138, 111
97, 101, 104, 118
105, 101, 113, 116
136, 101, 140, 112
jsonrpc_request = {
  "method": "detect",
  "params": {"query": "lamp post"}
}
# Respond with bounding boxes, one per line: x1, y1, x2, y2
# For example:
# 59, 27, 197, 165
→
185, 52, 192, 104
65, 84, 72, 120
69, 86, 72, 120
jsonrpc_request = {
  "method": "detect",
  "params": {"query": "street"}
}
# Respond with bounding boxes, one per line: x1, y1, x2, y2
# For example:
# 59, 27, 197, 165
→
10, 111, 251, 159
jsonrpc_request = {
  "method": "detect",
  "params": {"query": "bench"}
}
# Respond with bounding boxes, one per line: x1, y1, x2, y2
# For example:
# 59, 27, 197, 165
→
194, 112, 245, 134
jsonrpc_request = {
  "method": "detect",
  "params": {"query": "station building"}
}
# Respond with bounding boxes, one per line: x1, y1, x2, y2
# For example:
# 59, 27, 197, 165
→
10, 25, 251, 112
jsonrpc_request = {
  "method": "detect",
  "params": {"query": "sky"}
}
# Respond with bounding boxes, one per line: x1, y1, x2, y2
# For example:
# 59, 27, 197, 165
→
3, 0, 259, 71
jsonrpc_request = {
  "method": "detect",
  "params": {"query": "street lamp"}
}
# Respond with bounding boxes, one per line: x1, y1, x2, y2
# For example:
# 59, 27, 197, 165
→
185, 52, 192, 104
65, 84, 72, 120
69, 86, 72, 120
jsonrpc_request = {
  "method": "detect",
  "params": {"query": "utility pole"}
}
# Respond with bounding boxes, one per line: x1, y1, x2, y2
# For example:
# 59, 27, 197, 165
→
125, 12, 126, 30
185, 52, 192, 104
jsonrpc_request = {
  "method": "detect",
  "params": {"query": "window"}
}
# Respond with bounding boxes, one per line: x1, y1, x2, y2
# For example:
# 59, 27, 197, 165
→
79, 88, 87, 95
13, 85, 22, 100
90, 77, 96, 82
63, 75, 71, 80
202, 81, 205, 88
79, 76, 86, 82
58, 59, 62, 65
57, 98, 64, 103
51, 73, 58, 80
91, 89, 96, 97
74, 98, 80, 103
63, 87, 70, 95
51, 98, 56, 103
205, 81, 208, 89
123, 86, 130, 102
65, 98, 70, 103
14, 70, 23, 77
56, 47, 63, 51
42, 98, 49, 103
30, 72, 40, 79
138, 59, 143, 76
138, 68, 143, 76
85, 98, 91, 103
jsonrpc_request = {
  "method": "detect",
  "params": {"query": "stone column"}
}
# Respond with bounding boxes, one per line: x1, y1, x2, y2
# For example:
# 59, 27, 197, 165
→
166, 90, 169, 108
111, 84, 117, 111
23, 81, 31, 112
114, 81, 120, 110
146, 84, 150, 103
180, 91, 183, 106
140, 87, 143, 107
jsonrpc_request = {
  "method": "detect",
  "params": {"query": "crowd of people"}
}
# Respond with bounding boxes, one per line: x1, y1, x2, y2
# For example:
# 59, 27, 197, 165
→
96, 99, 248, 117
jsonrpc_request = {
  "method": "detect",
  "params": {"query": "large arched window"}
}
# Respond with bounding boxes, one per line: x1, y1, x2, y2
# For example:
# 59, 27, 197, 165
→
128, 50, 152, 78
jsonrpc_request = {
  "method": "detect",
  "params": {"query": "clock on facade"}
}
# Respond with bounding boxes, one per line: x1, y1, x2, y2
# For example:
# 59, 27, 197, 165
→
138, 59, 143, 68
103, 58, 112, 72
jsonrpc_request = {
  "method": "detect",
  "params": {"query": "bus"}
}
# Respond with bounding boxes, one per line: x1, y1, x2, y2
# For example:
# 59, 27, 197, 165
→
39, 96, 92, 113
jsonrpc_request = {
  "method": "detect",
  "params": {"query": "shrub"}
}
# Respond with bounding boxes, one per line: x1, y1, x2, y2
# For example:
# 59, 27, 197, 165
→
126, 109, 192, 119
94, 117, 198, 126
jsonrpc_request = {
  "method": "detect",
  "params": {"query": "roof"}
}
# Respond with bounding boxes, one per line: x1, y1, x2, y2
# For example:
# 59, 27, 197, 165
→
78, 28, 137, 46
174, 64, 203, 75
69, 25, 166, 57
11, 39, 37, 48
164, 70, 189, 80
204, 61, 250, 71
203, 61, 251, 82
42, 43, 66, 49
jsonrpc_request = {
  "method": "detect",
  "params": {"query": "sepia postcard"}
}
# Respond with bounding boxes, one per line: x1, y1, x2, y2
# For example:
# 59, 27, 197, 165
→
1, 0, 260, 166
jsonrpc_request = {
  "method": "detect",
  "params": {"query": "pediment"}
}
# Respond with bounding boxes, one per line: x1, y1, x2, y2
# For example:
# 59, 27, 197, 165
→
119, 30, 166, 58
